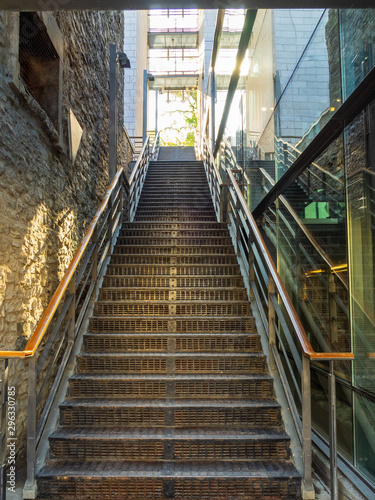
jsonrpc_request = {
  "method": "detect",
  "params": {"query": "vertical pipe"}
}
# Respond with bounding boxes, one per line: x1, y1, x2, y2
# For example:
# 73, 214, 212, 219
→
109, 44, 118, 183
23, 357, 37, 499
143, 69, 148, 144
329, 361, 338, 500
155, 89, 158, 136
211, 70, 216, 152
301, 355, 315, 499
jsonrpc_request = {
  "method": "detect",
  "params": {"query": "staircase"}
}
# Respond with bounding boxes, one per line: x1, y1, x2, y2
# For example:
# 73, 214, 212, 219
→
37, 154, 301, 499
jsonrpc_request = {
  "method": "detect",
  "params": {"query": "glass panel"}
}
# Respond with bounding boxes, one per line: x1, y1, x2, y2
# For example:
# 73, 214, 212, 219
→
274, 9, 341, 180
345, 104, 375, 396
354, 393, 375, 483
340, 9, 375, 101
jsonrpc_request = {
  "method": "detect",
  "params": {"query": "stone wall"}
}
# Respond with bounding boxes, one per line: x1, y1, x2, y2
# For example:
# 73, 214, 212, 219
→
0, 9, 133, 463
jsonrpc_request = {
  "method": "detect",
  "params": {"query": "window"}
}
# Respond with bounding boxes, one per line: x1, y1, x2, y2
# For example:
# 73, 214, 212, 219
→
19, 12, 60, 126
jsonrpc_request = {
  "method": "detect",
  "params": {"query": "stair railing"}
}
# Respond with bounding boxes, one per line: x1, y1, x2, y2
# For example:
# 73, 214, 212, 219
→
0, 137, 154, 499
201, 137, 354, 500
129, 134, 157, 221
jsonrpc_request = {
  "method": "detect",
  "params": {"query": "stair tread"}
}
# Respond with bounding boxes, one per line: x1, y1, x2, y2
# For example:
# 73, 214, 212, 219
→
60, 399, 281, 408
38, 460, 300, 478
50, 427, 290, 440
70, 373, 274, 381
77, 352, 264, 358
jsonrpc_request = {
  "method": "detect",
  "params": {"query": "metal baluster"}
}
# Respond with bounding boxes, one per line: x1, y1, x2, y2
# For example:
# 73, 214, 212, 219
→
23, 356, 37, 499
329, 274, 338, 348
302, 355, 315, 499
329, 361, 338, 500
267, 275, 276, 371
91, 226, 98, 300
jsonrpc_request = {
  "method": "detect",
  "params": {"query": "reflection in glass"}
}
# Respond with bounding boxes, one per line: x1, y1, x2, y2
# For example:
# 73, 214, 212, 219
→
340, 9, 375, 101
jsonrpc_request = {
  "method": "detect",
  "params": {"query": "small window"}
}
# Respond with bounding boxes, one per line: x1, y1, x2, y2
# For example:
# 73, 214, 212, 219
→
19, 13, 60, 126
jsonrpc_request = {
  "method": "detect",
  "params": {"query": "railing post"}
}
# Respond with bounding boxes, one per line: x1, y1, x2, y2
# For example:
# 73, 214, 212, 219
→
235, 195, 241, 255
23, 356, 37, 499
67, 271, 76, 371
0, 359, 8, 500
248, 234, 255, 300
329, 361, 338, 500
302, 355, 315, 499
91, 226, 98, 300
267, 274, 276, 371
220, 171, 228, 223
329, 274, 338, 348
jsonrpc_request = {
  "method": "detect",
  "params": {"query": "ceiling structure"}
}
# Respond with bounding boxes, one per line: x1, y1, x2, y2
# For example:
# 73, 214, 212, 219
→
0, 0, 370, 10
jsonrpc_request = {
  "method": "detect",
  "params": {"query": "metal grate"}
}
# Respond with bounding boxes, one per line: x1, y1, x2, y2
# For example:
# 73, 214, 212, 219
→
174, 478, 300, 499
102, 276, 242, 288
38, 478, 164, 499
95, 302, 250, 316
84, 335, 169, 352
113, 245, 235, 255
174, 407, 281, 427
60, 407, 167, 427
78, 356, 168, 374
70, 380, 167, 398
174, 379, 274, 399
106, 265, 240, 276
51, 439, 164, 460
173, 440, 289, 460
90, 318, 170, 332
83, 334, 261, 353
175, 317, 256, 333
110, 255, 237, 265
174, 356, 266, 374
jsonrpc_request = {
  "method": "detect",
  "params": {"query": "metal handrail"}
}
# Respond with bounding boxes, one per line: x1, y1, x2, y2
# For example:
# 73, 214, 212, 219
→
227, 169, 353, 361
0, 169, 124, 360
0, 135, 154, 500
201, 137, 354, 499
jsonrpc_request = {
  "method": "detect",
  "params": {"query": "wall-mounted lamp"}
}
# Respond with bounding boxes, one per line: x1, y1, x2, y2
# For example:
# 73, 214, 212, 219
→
117, 52, 131, 69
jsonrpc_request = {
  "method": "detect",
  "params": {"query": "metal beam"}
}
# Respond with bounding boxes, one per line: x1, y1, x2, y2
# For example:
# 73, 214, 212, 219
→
213, 9, 257, 158
210, 9, 225, 72
252, 65, 375, 220
2, 0, 374, 10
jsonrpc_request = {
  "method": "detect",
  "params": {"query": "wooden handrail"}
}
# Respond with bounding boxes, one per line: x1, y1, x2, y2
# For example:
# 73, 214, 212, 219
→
227, 169, 354, 361
0, 169, 124, 359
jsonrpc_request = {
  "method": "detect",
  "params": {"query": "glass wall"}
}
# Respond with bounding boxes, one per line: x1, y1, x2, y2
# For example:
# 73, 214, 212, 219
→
210, 6, 375, 489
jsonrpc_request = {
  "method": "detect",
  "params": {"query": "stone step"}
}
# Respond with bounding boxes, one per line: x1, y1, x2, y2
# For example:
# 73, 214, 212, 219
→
68, 374, 275, 400
88, 315, 256, 333
82, 333, 262, 353
37, 460, 301, 499
76, 352, 267, 375
93, 301, 251, 317
48, 428, 291, 462
59, 399, 282, 428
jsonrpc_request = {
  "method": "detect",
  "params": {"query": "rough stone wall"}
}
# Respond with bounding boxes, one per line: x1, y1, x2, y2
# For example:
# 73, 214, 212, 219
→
0, 9, 133, 462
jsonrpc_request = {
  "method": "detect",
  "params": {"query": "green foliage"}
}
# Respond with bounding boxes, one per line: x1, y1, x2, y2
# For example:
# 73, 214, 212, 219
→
160, 90, 197, 146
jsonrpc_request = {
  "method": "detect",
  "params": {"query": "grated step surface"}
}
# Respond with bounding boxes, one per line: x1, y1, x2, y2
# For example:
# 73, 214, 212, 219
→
37, 157, 301, 498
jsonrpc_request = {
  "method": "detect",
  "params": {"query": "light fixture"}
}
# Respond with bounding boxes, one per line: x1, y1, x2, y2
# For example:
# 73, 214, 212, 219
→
117, 52, 131, 69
